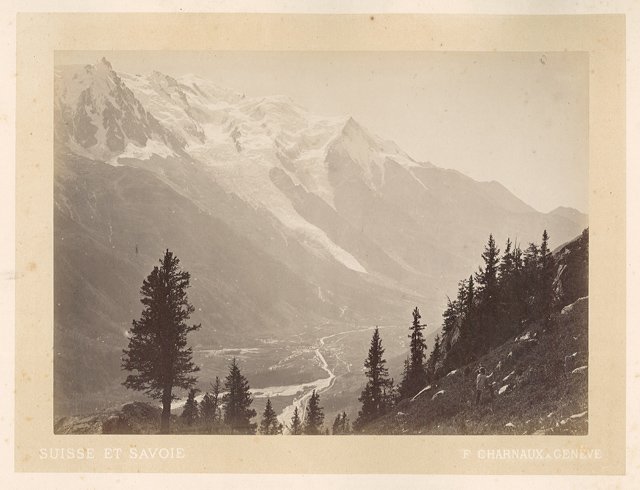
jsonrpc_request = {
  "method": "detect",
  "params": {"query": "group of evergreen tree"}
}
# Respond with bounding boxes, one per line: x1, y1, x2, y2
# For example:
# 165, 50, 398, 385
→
121, 249, 277, 434
352, 309, 432, 429
332, 412, 351, 435
278, 390, 327, 435
176, 371, 330, 435
439, 230, 557, 373
175, 359, 258, 434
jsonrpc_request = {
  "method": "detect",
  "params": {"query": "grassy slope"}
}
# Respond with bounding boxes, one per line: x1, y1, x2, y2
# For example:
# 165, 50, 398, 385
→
364, 296, 588, 435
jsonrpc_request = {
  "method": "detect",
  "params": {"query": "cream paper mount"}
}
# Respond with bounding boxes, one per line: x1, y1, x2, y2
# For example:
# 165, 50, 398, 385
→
15, 13, 625, 474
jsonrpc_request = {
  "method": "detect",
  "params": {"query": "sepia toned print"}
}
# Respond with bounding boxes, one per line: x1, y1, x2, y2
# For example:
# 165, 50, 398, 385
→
14, 13, 625, 475
53, 51, 588, 437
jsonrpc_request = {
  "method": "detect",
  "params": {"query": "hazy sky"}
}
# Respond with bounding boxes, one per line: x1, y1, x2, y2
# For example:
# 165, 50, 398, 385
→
58, 51, 588, 213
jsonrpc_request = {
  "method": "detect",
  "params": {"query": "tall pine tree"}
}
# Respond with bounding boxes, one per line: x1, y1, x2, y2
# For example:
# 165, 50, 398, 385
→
475, 234, 500, 349
259, 398, 283, 435
122, 249, 201, 434
441, 296, 458, 337
200, 377, 222, 433
497, 238, 520, 336
538, 230, 555, 323
399, 307, 428, 399
452, 275, 477, 365
180, 388, 200, 426
426, 334, 441, 382
222, 358, 257, 434
354, 328, 393, 429
523, 242, 540, 319
511, 243, 526, 322
289, 406, 303, 435
303, 390, 324, 435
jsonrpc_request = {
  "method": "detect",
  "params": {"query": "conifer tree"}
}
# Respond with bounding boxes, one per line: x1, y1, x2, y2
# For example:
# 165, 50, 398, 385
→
332, 412, 351, 435
222, 358, 257, 434
303, 390, 324, 435
200, 377, 221, 432
122, 249, 201, 434
289, 406, 303, 435
538, 230, 555, 322
476, 234, 500, 304
451, 275, 477, 366
399, 355, 410, 393
506, 242, 524, 318
465, 274, 474, 310
399, 307, 428, 399
259, 398, 283, 435
455, 278, 469, 316
332, 413, 343, 435
181, 388, 200, 426
497, 238, 520, 336
499, 238, 515, 278
341, 412, 351, 434
426, 334, 441, 382
523, 242, 541, 318
475, 235, 500, 348
441, 297, 458, 336
355, 328, 394, 429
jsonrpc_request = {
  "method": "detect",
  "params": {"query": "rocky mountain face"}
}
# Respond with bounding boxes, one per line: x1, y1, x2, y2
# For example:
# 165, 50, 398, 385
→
53, 58, 587, 416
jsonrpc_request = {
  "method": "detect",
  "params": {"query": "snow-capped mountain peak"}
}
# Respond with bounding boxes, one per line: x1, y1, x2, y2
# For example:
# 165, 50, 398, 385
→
54, 58, 586, 281
55, 59, 182, 162
54, 59, 451, 275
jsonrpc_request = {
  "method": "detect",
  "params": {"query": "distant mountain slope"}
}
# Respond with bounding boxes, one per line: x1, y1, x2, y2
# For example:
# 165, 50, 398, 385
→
548, 206, 588, 229
54, 58, 588, 417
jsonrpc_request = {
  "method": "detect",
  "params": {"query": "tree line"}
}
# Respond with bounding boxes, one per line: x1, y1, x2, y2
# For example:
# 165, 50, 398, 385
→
176, 359, 329, 435
122, 229, 560, 433
438, 230, 556, 374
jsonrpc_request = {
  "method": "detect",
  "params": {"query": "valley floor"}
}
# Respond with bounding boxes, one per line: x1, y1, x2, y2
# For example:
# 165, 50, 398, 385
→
54, 297, 587, 436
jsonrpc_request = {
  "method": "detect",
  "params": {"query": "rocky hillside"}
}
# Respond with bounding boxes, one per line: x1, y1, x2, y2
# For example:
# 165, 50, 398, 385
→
362, 230, 589, 435
54, 401, 162, 435
365, 297, 588, 435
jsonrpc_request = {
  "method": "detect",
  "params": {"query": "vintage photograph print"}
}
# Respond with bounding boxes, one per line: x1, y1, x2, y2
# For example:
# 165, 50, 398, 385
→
53, 50, 589, 437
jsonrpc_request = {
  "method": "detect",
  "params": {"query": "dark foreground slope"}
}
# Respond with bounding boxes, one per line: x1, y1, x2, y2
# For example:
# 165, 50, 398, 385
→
364, 295, 588, 435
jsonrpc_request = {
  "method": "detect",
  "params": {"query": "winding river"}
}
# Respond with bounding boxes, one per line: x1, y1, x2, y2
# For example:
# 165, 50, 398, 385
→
276, 325, 398, 430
